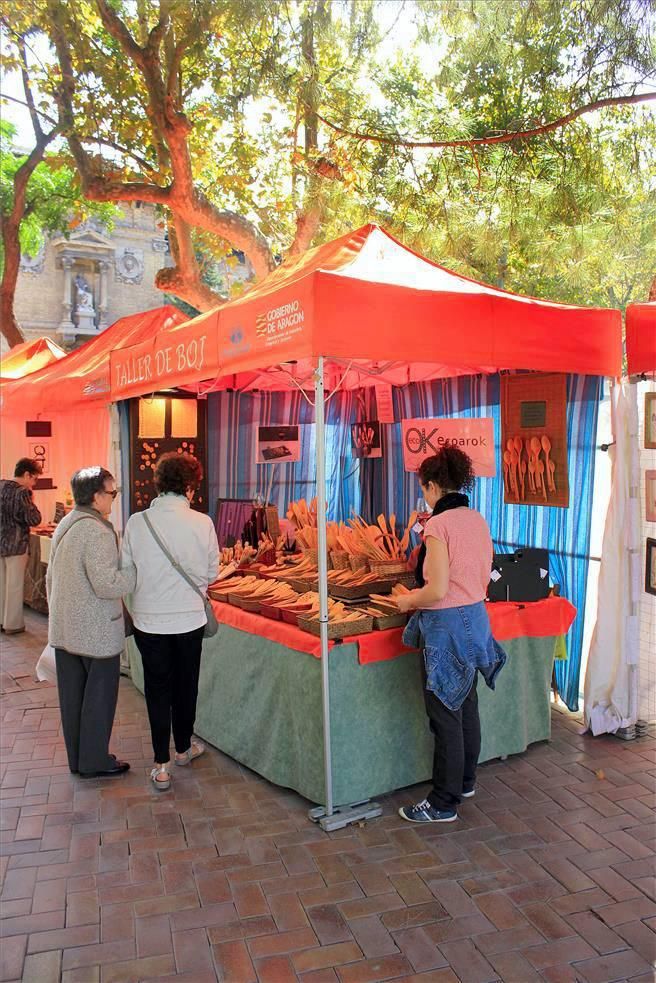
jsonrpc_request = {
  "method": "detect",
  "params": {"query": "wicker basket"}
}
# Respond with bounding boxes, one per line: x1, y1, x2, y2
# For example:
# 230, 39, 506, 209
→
281, 605, 313, 626
239, 598, 262, 614
368, 558, 409, 577
259, 603, 281, 621
328, 579, 391, 601
285, 577, 318, 594
208, 586, 231, 603
330, 551, 351, 570
301, 547, 334, 571
372, 611, 408, 631
297, 614, 374, 640
349, 554, 370, 573
381, 571, 416, 589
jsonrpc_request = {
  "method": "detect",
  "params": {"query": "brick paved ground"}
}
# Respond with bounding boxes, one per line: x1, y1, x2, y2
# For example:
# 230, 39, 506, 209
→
1, 610, 654, 983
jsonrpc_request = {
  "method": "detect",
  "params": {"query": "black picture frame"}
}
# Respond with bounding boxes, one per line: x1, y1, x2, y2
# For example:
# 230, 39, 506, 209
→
646, 538, 656, 596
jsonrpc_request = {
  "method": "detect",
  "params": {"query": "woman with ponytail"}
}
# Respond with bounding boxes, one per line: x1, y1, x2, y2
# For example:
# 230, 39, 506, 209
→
396, 445, 506, 823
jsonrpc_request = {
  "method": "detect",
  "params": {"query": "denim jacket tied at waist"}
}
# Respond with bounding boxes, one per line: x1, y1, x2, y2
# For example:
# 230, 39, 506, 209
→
403, 601, 507, 711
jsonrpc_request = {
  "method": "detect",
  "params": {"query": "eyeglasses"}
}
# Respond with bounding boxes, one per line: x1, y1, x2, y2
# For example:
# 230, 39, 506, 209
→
103, 488, 119, 499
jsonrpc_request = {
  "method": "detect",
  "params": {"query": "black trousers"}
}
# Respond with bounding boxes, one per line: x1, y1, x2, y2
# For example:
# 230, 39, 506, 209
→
424, 673, 481, 812
55, 649, 120, 774
134, 626, 204, 764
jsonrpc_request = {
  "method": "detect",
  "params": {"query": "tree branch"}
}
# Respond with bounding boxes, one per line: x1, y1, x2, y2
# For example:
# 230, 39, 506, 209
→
0, 93, 157, 173
155, 215, 222, 311
17, 37, 44, 143
316, 91, 656, 149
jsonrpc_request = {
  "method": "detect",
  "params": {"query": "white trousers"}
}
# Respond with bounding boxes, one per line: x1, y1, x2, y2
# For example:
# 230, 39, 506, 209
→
0, 553, 29, 632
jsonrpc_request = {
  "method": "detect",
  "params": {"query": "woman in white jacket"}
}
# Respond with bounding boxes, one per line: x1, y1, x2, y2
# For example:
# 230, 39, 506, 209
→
122, 453, 219, 790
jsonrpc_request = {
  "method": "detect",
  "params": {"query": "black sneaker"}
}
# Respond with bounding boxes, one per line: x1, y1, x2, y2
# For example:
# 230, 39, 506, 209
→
398, 799, 458, 823
462, 788, 475, 798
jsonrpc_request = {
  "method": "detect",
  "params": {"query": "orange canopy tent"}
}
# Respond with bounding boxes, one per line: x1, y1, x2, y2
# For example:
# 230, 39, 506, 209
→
626, 302, 656, 376
110, 224, 622, 401
0, 336, 65, 381
1, 305, 187, 415
104, 225, 623, 828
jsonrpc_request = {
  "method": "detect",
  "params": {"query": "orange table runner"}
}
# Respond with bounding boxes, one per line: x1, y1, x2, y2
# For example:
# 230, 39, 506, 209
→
212, 596, 576, 665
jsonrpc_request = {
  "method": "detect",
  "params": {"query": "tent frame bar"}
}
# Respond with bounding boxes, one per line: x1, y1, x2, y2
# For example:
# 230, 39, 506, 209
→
308, 355, 382, 831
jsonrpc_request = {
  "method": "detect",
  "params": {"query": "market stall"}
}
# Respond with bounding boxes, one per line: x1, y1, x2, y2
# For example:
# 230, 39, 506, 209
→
113, 224, 621, 828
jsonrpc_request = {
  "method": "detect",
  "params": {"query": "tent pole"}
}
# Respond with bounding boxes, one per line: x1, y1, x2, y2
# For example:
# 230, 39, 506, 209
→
314, 356, 333, 817
308, 356, 382, 831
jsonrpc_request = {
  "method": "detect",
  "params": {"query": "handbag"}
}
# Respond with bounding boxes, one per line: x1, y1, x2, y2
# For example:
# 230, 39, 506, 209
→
142, 512, 219, 638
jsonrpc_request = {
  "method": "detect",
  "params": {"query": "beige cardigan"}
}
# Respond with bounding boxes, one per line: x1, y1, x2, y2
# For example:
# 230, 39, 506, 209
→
47, 508, 136, 658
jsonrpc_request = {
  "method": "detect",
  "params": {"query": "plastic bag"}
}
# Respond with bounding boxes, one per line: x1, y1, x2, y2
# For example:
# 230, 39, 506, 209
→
35, 644, 57, 685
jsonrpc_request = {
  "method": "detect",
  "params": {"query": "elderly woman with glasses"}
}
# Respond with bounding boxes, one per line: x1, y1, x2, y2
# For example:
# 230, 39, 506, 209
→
47, 466, 136, 778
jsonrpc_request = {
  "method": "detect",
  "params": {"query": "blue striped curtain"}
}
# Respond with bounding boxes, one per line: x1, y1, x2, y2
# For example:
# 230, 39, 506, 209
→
365, 373, 602, 711
207, 389, 361, 525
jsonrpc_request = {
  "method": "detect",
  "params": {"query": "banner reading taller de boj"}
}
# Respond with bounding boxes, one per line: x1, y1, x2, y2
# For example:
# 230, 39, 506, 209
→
402, 418, 496, 476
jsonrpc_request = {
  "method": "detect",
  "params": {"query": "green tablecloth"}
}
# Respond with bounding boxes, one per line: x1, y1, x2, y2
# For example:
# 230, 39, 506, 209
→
128, 625, 556, 808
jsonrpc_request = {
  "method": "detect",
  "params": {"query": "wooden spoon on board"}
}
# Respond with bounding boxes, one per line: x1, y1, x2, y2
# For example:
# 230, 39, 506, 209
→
541, 435, 555, 491
503, 450, 512, 497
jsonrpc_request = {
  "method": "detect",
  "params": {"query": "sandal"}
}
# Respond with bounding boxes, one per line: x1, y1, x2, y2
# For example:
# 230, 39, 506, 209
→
175, 739, 205, 767
150, 763, 171, 790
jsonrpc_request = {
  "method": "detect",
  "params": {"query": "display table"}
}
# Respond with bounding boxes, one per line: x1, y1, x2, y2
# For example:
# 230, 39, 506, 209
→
23, 533, 49, 614
128, 597, 575, 808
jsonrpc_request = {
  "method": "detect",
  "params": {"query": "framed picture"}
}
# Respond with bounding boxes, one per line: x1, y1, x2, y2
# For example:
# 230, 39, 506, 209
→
351, 421, 382, 458
646, 538, 656, 596
647, 471, 656, 523
646, 393, 656, 449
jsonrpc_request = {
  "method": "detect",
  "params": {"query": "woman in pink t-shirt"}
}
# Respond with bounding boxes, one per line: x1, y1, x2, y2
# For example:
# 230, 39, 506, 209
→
396, 446, 506, 824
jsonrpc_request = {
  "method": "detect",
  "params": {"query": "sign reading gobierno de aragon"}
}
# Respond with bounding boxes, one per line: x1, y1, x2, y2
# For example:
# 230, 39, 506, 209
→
401, 418, 496, 476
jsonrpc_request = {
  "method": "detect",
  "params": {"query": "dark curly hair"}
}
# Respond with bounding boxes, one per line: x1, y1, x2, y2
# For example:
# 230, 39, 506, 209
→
417, 445, 476, 493
154, 452, 203, 496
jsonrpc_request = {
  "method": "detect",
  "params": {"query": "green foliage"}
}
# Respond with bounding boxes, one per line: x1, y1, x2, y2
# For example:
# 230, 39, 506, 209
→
0, 120, 118, 273
1, 0, 654, 308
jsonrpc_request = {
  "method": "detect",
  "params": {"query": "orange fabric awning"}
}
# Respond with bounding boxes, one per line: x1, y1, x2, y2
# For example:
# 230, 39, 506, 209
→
110, 224, 622, 401
626, 302, 656, 376
1, 306, 187, 414
0, 337, 65, 381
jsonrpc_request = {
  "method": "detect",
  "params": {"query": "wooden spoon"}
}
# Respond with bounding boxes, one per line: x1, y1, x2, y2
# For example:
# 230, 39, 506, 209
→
502, 451, 511, 496
537, 459, 548, 501
541, 435, 554, 491
549, 460, 556, 493
510, 448, 520, 499
503, 450, 516, 498
520, 457, 527, 500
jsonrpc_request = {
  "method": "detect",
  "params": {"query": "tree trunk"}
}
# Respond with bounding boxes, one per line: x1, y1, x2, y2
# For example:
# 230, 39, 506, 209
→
0, 222, 24, 348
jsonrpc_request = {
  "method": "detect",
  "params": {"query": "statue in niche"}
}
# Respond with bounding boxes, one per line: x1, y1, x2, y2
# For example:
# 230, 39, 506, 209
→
74, 273, 95, 312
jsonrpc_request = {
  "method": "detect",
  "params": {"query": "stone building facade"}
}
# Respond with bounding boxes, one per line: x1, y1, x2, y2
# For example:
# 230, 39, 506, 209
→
13, 201, 253, 350
15, 202, 173, 347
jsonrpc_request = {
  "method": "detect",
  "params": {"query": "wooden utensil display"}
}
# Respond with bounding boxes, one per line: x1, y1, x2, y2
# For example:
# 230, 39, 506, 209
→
500, 374, 569, 508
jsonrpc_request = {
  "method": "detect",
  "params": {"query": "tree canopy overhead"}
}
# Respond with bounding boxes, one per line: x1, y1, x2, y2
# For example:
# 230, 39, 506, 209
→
1, 0, 654, 331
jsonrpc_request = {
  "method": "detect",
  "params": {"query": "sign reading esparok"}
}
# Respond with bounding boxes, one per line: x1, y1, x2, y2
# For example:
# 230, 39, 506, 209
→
401, 418, 496, 476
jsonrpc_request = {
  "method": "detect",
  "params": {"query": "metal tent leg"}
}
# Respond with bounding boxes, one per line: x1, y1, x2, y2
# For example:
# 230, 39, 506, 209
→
311, 356, 383, 831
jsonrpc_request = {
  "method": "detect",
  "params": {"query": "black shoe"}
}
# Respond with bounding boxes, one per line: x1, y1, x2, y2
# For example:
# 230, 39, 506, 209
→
80, 760, 130, 778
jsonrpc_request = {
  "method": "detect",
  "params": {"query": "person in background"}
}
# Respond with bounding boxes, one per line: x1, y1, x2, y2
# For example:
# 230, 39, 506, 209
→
0, 458, 42, 634
47, 467, 135, 777
396, 446, 506, 823
122, 453, 219, 792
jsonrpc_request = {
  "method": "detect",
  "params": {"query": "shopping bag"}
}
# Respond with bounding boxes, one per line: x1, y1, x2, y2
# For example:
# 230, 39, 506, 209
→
35, 644, 57, 685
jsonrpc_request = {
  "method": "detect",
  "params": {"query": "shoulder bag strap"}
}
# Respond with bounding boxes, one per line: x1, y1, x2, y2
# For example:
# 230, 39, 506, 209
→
142, 511, 206, 603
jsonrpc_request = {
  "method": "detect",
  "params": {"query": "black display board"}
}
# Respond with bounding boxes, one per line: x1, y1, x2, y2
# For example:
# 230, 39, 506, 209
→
128, 395, 208, 514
